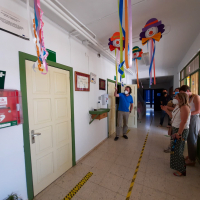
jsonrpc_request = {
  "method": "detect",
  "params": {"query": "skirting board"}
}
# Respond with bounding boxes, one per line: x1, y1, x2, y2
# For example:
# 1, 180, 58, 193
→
76, 137, 108, 164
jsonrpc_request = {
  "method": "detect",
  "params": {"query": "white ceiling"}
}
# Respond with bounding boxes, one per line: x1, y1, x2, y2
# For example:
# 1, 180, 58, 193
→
55, 0, 200, 72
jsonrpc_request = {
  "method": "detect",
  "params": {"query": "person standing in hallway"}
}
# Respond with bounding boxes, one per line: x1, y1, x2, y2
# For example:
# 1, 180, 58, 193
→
179, 85, 200, 166
164, 88, 180, 153
161, 93, 191, 176
159, 89, 172, 127
114, 86, 133, 141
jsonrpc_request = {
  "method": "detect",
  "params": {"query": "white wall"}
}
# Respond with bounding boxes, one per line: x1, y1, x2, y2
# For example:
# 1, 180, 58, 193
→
174, 32, 200, 88
0, 0, 133, 199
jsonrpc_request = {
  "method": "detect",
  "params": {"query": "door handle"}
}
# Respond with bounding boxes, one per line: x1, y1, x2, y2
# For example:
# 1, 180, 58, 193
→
31, 130, 41, 144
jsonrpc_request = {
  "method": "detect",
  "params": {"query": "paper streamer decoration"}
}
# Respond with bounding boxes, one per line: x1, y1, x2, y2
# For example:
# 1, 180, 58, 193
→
119, 0, 125, 80
139, 18, 165, 87
128, 0, 132, 68
132, 46, 143, 88
33, 0, 49, 74
108, 32, 124, 85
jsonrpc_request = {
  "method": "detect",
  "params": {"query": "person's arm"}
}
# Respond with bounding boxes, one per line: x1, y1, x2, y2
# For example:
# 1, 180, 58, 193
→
166, 106, 175, 111
114, 87, 119, 97
161, 105, 172, 118
130, 103, 133, 113
191, 95, 200, 115
175, 106, 190, 139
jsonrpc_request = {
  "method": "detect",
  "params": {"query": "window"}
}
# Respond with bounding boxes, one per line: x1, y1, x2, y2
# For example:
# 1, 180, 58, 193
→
186, 76, 190, 87
180, 70, 184, 80
181, 80, 184, 86
191, 71, 199, 95
194, 55, 199, 71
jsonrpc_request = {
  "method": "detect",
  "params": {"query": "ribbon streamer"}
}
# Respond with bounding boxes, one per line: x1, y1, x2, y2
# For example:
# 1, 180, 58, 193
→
119, 0, 125, 78
33, 0, 49, 74
128, 0, 132, 68
135, 59, 139, 88
149, 39, 156, 87
125, 0, 129, 69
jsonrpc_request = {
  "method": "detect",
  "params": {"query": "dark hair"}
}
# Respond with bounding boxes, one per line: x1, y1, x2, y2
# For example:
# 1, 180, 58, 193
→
175, 87, 180, 91
179, 85, 191, 92
125, 86, 132, 94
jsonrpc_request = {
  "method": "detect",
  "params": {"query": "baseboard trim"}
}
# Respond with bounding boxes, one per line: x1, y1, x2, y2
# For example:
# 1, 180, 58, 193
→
76, 137, 108, 164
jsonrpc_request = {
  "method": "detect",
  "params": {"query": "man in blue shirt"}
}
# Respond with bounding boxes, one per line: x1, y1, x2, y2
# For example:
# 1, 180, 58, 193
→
114, 86, 133, 141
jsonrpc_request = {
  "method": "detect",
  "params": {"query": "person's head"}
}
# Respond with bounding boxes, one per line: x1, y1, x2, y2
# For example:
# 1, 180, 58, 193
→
162, 89, 167, 93
173, 93, 190, 108
175, 88, 180, 92
124, 86, 132, 95
162, 89, 167, 96
179, 85, 192, 96
173, 88, 180, 95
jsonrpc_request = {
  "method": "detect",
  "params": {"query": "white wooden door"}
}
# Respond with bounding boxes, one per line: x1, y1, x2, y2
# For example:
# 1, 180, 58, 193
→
25, 60, 72, 195
108, 82, 116, 136
121, 84, 137, 128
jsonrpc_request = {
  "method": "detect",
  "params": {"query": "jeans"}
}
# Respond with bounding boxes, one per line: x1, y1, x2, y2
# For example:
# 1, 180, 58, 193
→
160, 110, 170, 126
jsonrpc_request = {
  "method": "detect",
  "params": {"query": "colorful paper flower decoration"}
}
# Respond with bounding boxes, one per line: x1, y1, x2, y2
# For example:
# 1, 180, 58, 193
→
108, 32, 125, 51
132, 46, 143, 88
139, 18, 165, 87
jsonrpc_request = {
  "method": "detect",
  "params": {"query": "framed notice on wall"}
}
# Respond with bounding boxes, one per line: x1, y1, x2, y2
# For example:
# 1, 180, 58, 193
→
99, 78, 106, 90
75, 71, 90, 91
0, 6, 29, 40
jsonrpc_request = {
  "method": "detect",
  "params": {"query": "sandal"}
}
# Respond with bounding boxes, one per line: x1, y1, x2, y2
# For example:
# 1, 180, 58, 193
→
173, 171, 186, 177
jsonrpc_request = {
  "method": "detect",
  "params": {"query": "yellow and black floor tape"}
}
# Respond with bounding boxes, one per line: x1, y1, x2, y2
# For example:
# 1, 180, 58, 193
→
126, 133, 149, 200
62, 172, 93, 200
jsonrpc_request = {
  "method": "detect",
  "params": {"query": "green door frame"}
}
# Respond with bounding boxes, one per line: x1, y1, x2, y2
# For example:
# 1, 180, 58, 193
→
19, 52, 76, 200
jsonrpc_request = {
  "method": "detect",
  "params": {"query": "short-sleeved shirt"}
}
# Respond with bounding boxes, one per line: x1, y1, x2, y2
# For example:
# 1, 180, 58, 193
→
160, 95, 172, 106
118, 93, 133, 112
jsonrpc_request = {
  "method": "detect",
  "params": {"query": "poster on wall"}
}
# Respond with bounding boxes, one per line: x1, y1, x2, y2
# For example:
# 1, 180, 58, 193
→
90, 73, 96, 84
0, 6, 29, 40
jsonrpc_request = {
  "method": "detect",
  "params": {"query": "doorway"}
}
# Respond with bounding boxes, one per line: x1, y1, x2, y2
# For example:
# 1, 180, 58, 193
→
19, 52, 75, 200
144, 89, 154, 110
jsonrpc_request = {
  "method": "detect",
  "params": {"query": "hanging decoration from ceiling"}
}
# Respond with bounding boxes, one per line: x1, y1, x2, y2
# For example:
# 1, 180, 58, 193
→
108, 32, 125, 85
139, 18, 165, 87
118, 0, 133, 85
33, 0, 49, 74
132, 46, 143, 88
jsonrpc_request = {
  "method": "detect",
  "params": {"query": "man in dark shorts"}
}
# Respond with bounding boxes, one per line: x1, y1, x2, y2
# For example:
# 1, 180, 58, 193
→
159, 89, 172, 127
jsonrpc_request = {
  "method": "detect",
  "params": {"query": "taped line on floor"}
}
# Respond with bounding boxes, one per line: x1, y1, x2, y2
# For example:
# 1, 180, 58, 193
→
126, 133, 149, 200
62, 172, 93, 200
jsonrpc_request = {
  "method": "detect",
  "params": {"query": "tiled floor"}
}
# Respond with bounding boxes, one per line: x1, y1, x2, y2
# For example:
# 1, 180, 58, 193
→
34, 111, 200, 200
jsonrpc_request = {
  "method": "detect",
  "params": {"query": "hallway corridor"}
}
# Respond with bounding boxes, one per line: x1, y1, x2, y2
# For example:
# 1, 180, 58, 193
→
34, 111, 200, 200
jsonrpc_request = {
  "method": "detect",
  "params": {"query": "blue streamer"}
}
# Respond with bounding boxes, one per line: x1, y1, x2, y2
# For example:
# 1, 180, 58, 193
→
118, 61, 125, 75
149, 39, 156, 87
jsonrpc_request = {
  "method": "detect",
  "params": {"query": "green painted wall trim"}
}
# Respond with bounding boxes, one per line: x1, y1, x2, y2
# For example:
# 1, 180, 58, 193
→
180, 50, 200, 81
18, 52, 76, 200
46, 49, 56, 62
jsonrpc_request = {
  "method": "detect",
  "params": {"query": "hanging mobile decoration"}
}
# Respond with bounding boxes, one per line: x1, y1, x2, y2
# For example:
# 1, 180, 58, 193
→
139, 18, 165, 87
118, 0, 133, 84
108, 32, 125, 85
132, 46, 143, 88
33, 0, 49, 74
